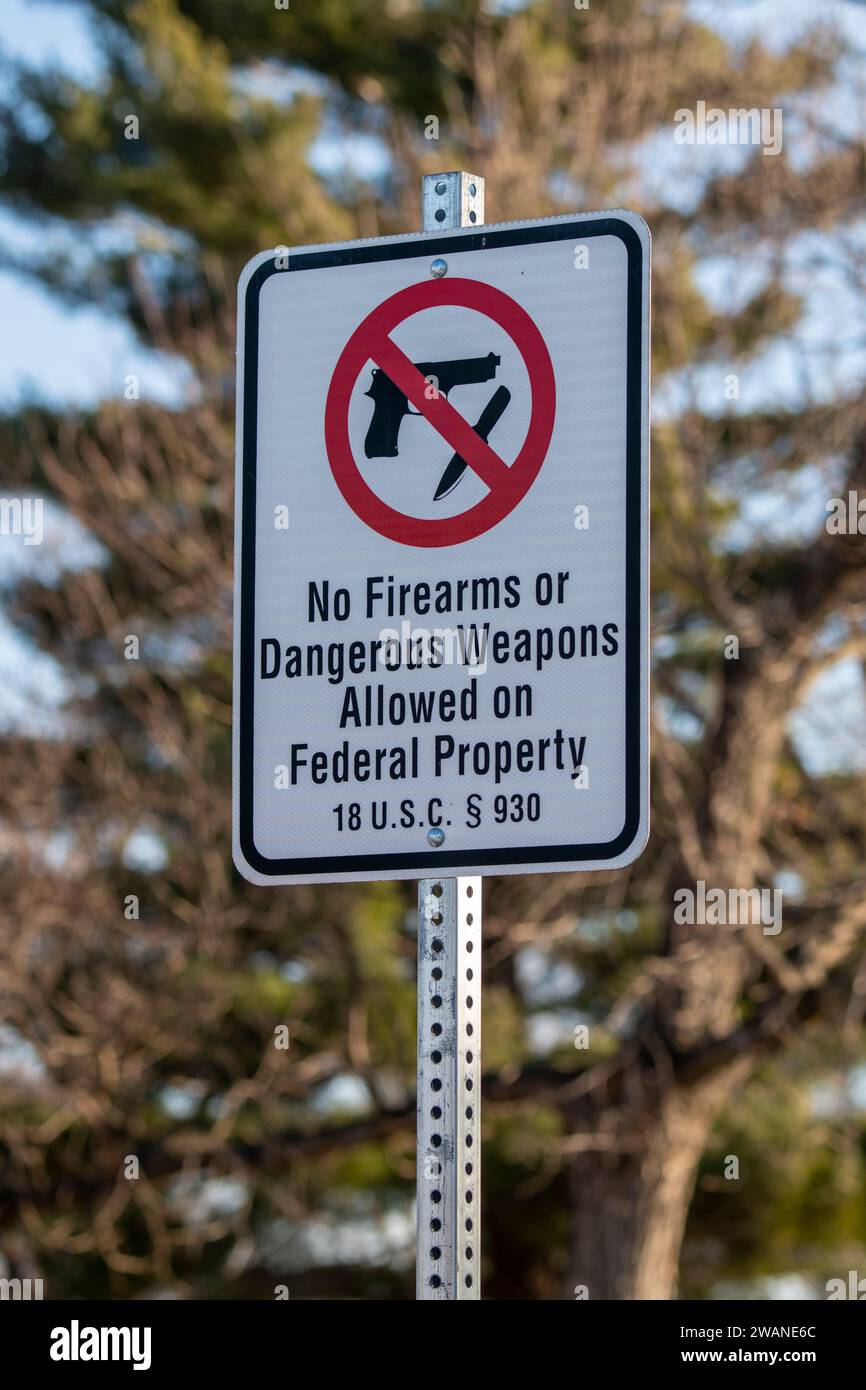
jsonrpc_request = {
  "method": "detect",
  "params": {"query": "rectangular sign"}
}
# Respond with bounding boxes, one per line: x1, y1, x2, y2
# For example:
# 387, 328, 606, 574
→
233, 212, 650, 884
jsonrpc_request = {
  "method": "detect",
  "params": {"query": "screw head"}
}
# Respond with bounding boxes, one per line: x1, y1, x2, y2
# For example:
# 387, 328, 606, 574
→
430, 257, 448, 278
427, 826, 445, 847
435, 180, 447, 194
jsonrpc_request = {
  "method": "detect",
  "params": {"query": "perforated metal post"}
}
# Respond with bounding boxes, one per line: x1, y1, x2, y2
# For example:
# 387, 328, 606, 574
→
416, 172, 485, 1301
417, 877, 482, 1299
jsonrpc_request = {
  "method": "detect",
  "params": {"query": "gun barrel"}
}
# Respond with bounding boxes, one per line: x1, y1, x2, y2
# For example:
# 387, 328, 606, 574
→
415, 352, 500, 394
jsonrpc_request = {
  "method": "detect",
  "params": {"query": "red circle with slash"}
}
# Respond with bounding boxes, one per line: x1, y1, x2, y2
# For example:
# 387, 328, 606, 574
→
324, 278, 556, 547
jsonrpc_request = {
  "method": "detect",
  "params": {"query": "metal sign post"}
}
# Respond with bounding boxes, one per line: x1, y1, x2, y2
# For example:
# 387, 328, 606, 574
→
417, 873, 481, 1298
416, 172, 485, 1302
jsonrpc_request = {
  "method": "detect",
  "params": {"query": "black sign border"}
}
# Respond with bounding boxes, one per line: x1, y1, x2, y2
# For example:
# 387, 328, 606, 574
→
238, 217, 647, 878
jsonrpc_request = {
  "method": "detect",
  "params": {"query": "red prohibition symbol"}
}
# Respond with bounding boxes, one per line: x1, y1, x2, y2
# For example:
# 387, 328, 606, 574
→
324, 277, 556, 547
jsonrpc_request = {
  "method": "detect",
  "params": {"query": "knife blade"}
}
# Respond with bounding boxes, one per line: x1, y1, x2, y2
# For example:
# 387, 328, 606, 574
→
433, 384, 512, 501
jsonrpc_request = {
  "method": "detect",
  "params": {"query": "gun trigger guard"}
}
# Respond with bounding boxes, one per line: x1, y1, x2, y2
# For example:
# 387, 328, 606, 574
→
409, 387, 448, 415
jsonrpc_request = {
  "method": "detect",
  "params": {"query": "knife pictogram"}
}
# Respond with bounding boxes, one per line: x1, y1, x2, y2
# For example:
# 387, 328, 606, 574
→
433, 385, 512, 500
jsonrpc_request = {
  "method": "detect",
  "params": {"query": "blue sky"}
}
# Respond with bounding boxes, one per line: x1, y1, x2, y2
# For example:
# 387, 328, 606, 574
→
0, 0, 387, 408
1, 0, 864, 408
0, 0, 114, 405
1, 0, 865, 767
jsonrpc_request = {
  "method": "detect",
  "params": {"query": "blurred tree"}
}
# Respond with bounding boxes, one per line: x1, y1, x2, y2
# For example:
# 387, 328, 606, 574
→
0, 0, 864, 1299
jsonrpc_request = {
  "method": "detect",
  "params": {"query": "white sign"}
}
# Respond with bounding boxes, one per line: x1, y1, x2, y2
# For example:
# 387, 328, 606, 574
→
233, 212, 650, 884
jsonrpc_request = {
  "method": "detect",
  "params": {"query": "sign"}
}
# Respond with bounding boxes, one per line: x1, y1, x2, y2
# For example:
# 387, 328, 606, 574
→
233, 212, 650, 884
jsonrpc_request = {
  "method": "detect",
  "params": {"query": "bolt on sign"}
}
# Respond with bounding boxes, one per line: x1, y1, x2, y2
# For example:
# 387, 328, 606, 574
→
233, 213, 650, 885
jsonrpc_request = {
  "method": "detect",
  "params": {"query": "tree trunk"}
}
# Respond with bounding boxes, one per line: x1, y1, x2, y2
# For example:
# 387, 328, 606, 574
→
567, 1063, 749, 1299
564, 622, 834, 1299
